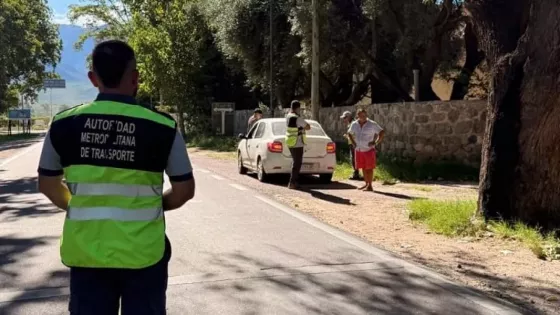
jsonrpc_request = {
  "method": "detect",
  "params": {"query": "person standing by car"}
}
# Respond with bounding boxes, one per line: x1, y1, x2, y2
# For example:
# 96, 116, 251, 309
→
348, 108, 385, 191
247, 108, 263, 132
341, 111, 360, 180
285, 100, 310, 189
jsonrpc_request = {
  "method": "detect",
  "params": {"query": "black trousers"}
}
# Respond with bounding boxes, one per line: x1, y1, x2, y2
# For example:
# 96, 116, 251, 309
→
289, 147, 304, 184
69, 237, 172, 315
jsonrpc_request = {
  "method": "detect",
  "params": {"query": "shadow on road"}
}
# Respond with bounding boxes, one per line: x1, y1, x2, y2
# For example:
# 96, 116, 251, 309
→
302, 189, 355, 205
373, 190, 420, 201
0, 173, 69, 315
179, 247, 533, 315
0, 176, 61, 221
0, 136, 42, 153
244, 174, 357, 205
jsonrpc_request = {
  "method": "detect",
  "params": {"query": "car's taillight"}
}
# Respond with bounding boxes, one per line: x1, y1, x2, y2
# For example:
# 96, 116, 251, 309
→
268, 141, 283, 153
326, 142, 336, 154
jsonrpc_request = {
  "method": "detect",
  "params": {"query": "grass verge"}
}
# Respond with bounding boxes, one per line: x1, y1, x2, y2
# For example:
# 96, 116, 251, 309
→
333, 161, 395, 183
335, 142, 479, 183
0, 133, 38, 145
187, 135, 238, 152
408, 199, 560, 260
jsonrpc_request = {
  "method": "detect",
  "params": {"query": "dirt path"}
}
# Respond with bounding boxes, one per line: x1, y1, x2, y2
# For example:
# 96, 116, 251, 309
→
189, 148, 560, 315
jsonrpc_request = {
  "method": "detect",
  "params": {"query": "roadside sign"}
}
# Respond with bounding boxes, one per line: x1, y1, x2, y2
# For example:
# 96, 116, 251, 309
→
8, 109, 31, 120
43, 79, 66, 89
212, 102, 235, 135
212, 102, 235, 111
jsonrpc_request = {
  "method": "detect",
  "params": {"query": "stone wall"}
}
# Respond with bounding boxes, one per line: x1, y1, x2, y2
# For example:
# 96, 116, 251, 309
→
233, 100, 487, 166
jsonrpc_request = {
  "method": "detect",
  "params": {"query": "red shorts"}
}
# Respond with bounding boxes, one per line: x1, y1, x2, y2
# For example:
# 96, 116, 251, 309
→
355, 149, 376, 170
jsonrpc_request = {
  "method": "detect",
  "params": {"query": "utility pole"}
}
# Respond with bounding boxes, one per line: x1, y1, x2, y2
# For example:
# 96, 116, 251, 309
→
311, 0, 320, 120
270, 0, 274, 116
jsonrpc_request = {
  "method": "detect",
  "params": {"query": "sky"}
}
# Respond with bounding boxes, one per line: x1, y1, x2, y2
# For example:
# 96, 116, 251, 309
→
48, 0, 80, 24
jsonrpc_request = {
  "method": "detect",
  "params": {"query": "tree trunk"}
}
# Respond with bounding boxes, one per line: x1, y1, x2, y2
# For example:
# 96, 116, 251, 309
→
450, 21, 485, 100
467, 0, 560, 229
176, 105, 186, 136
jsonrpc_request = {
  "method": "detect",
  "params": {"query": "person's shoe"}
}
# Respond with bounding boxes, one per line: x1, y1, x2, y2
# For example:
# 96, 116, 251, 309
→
288, 183, 299, 190
349, 173, 361, 180
357, 184, 368, 190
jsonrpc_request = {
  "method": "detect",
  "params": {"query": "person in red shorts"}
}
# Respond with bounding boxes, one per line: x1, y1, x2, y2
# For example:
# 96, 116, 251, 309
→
347, 108, 385, 191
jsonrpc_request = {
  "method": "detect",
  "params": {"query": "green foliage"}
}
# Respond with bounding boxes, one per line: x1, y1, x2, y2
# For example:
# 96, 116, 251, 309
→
203, 0, 302, 107
68, 0, 132, 51
490, 222, 560, 260
335, 142, 479, 182
408, 199, 560, 260
187, 135, 238, 152
409, 199, 479, 236
0, 0, 62, 111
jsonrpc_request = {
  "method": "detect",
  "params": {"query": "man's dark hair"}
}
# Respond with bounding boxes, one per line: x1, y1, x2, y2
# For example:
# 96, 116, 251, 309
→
290, 100, 301, 110
254, 108, 263, 114
92, 40, 136, 88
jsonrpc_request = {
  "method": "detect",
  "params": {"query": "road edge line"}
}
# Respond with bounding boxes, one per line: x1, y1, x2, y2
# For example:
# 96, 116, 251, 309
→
0, 141, 43, 169
254, 194, 525, 315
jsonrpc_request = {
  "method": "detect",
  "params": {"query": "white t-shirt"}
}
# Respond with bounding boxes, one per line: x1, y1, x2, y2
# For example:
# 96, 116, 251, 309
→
348, 119, 383, 151
293, 117, 308, 148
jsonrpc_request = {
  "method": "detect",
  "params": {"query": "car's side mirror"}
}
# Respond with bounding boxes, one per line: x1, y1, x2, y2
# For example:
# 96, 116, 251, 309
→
238, 133, 246, 139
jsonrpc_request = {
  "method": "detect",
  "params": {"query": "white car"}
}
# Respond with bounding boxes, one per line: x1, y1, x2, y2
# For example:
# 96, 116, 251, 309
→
237, 118, 337, 183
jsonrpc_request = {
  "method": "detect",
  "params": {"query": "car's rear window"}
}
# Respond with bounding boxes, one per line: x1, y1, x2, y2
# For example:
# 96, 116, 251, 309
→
272, 121, 326, 136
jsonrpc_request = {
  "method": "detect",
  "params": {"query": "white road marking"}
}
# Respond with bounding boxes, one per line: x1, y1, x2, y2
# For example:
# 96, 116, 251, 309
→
0, 141, 43, 168
211, 175, 225, 180
253, 194, 519, 314
230, 183, 248, 191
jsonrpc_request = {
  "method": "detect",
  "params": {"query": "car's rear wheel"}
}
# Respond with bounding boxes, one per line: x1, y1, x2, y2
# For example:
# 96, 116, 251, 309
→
238, 152, 247, 175
319, 173, 333, 184
257, 158, 269, 182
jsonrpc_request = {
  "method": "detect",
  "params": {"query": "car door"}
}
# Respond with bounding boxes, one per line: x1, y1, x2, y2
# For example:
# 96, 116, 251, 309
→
241, 124, 258, 168
247, 122, 266, 168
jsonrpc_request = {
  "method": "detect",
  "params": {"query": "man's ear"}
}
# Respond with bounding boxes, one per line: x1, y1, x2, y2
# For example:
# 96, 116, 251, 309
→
131, 69, 139, 88
88, 71, 99, 88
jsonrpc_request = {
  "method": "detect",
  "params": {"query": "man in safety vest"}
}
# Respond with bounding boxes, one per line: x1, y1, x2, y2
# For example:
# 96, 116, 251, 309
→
285, 100, 310, 189
37, 40, 196, 315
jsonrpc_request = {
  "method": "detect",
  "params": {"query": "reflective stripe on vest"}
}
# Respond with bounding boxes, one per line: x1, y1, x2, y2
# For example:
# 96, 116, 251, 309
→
55, 101, 172, 270
67, 207, 163, 221
67, 183, 163, 197
285, 113, 306, 148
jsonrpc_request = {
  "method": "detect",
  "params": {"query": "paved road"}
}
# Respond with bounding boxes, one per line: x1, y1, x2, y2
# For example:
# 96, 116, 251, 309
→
0, 141, 528, 315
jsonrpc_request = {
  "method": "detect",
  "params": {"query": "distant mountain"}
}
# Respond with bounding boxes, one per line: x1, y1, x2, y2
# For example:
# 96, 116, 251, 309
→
35, 24, 98, 113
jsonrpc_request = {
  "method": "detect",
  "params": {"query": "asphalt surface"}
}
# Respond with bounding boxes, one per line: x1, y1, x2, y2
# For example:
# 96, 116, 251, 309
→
0, 140, 529, 315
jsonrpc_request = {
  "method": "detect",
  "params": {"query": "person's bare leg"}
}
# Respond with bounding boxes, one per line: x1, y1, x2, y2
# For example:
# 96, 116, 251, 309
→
363, 170, 374, 191
358, 170, 368, 190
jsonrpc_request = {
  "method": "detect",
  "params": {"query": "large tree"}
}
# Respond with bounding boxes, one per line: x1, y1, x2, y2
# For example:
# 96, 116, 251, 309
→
467, 0, 560, 229
0, 0, 61, 112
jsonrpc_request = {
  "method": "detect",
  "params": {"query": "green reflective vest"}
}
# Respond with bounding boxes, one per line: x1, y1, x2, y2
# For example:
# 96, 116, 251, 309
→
51, 101, 176, 269
285, 113, 306, 148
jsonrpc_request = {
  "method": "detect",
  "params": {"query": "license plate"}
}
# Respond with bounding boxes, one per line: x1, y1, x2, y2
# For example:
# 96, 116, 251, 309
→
302, 163, 316, 170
